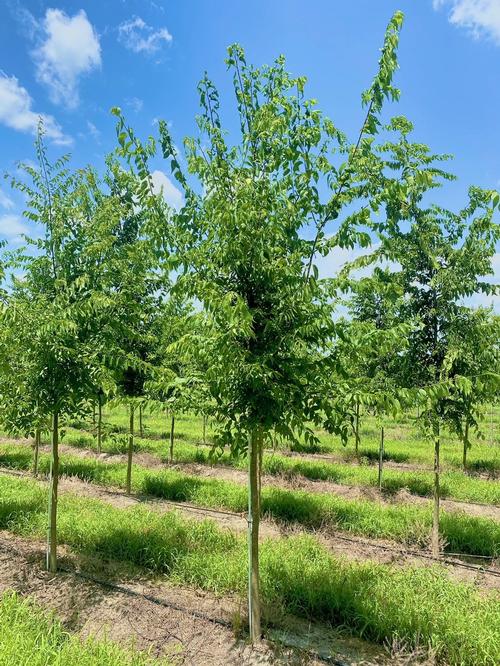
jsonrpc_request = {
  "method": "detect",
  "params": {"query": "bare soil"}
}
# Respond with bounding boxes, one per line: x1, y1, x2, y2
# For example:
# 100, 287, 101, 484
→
0, 531, 393, 665
41, 441, 500, 522
2, 468, 498, 591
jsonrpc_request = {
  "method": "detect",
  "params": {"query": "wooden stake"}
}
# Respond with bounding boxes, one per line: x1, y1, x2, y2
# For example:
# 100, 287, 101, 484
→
432, 424, 440, 558
378, 425, 384, 491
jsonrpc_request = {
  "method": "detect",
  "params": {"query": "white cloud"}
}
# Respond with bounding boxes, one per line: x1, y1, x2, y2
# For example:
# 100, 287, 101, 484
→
118, 16, 172, 54
151, 170, 183, 210
460, 252, 500, 312
126, 96, 144, 112
0, 73, 71, 145
87, 120, 100, 139
33, 9, 101, 108
0, 188, 14, 210
316, 244, 400, 281
0, 214, 29, 240
433, 1, 500, 43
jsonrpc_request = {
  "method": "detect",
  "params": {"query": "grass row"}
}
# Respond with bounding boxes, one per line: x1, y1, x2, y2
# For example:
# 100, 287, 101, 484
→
0, 474, 498, 666
54, 426, 500, 506
0, 591, 172, 665
1, 443, 498, 557
90, 405, 500, 472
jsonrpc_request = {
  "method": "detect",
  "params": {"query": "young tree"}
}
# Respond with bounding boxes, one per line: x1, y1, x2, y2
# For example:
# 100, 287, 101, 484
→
112, 11, 405, 642
448, 308, 500, 471
377, 118, 500, 556
3, 134, 110, 571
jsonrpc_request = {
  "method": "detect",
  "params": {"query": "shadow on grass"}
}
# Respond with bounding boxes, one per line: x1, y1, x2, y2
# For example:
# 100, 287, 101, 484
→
465, 459, 499, 477
0, 496, 46, 528
0, 450, 33, 470
357, 449, 411, 464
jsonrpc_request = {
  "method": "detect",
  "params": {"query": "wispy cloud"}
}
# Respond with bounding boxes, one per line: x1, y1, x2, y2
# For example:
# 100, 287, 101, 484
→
0, 188, 14, 210
126, 96, 144, 112
0, 72, 71, 145
151, 169, 183, 210
433, 0, 500, 43
0, 213, 29, 241
86, 120, 100, 140
118, 16, 172, 54
33, 9, 101, 108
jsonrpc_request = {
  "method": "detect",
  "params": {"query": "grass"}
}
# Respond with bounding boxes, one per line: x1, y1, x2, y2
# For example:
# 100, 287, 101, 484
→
0, 591, 172, 665
59, 404, 500, 475
30, 420, 500, 506
0, 474, 498, 666
1, 444, 498, 557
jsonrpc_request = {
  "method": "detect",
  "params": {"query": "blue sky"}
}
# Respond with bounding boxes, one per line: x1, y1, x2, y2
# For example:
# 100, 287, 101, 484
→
0, 0, 499, 307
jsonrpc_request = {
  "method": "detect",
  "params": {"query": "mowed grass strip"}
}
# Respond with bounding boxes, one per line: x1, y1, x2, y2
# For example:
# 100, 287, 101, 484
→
0, 591, 172, 665
84, 405, 500, 472
0, 474, 498, 666
0, 444, 498, 557
31, 425, 500, 506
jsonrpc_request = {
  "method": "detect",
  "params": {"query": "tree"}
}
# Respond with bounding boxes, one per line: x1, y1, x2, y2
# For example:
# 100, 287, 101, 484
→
447, 308, 500, 471
3, 132, 111, 571
376, 117, 500, 556
112, 11, 405, 642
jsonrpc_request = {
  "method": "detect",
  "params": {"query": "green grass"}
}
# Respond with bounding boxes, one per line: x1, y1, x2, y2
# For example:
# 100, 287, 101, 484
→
59, 404, 500, 475
0, 591, 172, 665
1, 444, 498, 557
0, 474, 498, 666
38, 420, 500, 506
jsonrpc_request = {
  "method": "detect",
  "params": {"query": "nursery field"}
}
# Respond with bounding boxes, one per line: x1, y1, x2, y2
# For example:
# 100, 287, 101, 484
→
0, 405, 498, 665
1, 8, 500, 665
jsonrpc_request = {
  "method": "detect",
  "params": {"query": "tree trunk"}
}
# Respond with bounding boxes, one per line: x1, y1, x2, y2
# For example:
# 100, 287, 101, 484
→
463, 414, 469, 472
47, 411, 59, 573
354, 400, 360, 458
378, 426, 384, 491
169, 413, 175, 464
97, 394, 102, 455
139, 404, 143, 438
126, 404, 135, 494
33, 428, 40, 477
432, 424, 440, 558
248, 427, 262, 644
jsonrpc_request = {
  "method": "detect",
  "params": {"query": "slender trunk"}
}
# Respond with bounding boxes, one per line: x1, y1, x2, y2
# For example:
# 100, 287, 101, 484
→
248, 427, 262, 644
33, 428, 40, 477
463, 414, 469, 472
97, 394, 102, 455
432, 424, 440, 558
354, 400, 360, 458
169, 413, 175, 464
47, 411, 59, 573
139, 404, 143, 438
378, 426, 384, 491
126, 404, 134, 494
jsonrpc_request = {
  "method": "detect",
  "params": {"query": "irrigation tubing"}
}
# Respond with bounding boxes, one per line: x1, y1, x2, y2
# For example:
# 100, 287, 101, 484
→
0, 541, 345, 666
22, 436, 500, 510
0, 466, 498, 578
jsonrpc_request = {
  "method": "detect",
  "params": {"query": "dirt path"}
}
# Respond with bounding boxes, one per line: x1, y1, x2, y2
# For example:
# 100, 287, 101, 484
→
2, 467, 498, 591
273, 447, 498, 479
39, 442, 500, 521
0, 531, 390, 665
